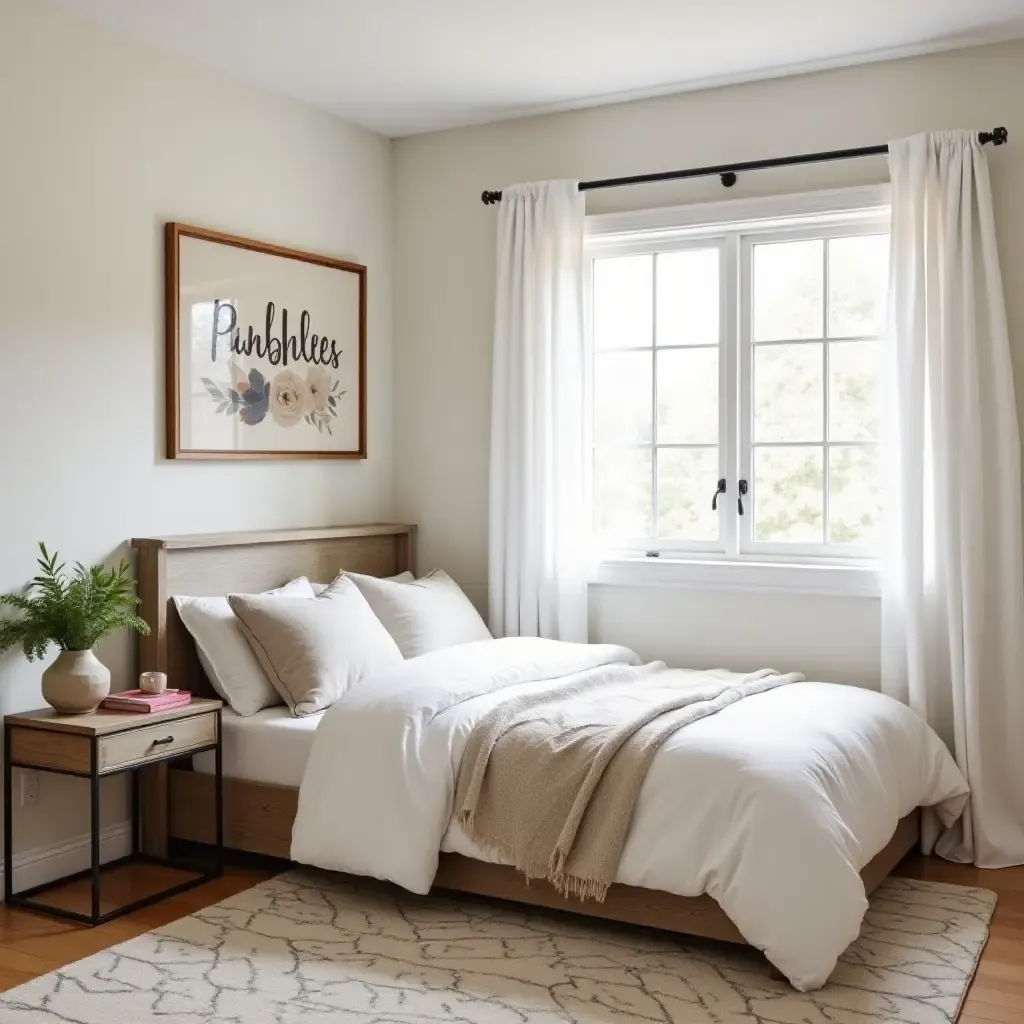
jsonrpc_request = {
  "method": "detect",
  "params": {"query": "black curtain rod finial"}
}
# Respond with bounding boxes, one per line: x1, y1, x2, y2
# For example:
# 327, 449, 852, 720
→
481, 190, 503, 205
981, 126, 1008, 146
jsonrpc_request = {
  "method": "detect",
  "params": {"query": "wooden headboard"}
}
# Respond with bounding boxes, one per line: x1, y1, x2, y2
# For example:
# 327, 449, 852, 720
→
131, 525, 416, 698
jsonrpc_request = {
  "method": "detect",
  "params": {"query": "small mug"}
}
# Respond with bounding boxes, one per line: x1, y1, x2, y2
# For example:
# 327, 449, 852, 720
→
139, 671, 167, 695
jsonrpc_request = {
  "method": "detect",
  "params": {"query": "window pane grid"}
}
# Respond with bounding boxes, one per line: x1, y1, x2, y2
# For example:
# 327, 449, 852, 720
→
592, 246, 722, 549
592, 443, 722, 543
748, 446, 886, 550
749, 232, 883, 549
590, 218, 887, 560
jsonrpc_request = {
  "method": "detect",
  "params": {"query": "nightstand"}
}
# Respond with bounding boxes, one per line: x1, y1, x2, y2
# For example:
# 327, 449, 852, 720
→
3, 697, 223, 925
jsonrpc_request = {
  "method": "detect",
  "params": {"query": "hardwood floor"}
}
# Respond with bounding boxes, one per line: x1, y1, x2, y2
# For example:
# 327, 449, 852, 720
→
894, 855, 1024, 1023
0, 864, 273, 993
0, 854, 1018, 1022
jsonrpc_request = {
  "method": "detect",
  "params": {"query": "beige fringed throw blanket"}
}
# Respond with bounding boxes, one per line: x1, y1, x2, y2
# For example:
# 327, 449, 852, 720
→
454, 662, 802, 901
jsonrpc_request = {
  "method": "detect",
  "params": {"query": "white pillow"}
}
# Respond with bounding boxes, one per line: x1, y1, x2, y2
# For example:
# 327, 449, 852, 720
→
344, 569, 492, 658
173, 577, 315, 716
311, 571, 413, 596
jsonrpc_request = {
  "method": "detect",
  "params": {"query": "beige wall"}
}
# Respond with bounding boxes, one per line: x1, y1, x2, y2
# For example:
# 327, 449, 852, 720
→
0, 0, 393, 854
393, 40, 1024, 687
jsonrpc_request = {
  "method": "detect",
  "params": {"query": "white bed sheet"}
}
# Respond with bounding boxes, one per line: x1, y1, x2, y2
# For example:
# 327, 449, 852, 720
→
193, 706, 320, 787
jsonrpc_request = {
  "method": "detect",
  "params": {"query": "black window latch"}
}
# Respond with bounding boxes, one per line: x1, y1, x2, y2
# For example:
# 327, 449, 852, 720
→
711, 478, 726, 511
738, 479, 748, 515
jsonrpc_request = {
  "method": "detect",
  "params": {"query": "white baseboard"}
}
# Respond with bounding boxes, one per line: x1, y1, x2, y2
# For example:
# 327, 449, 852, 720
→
1, 821, 133, 898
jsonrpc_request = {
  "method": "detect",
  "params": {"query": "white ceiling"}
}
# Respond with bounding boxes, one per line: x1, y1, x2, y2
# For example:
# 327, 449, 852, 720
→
50, 0, 1024, 136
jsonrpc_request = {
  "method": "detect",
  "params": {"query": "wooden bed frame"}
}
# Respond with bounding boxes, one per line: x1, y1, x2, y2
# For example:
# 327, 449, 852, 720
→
131, 525, 920, 946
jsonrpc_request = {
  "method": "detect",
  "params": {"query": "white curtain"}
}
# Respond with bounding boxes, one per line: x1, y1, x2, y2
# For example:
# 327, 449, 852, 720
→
883, 130, 1024, 866
489, 181, 588, 642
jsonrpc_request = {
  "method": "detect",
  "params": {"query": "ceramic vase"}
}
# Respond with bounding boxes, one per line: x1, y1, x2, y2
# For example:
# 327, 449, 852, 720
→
41, 649, 111, 715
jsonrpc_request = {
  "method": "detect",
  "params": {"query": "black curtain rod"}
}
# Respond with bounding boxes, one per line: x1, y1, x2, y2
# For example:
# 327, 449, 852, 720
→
480, 127, 1008, 205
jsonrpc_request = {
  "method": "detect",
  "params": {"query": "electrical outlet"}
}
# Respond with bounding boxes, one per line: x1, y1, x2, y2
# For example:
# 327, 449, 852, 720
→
19, 769, 40, 807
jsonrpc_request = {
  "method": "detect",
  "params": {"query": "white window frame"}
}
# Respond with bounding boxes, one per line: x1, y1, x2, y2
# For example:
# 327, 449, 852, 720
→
586, 185, 890, 596
586, 234, 730, 557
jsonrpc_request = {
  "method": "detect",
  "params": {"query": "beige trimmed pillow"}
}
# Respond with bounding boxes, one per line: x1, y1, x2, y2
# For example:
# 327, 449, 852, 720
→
173, 576, 315, 717
228, 576, 403, 717
343, 569, 492, 658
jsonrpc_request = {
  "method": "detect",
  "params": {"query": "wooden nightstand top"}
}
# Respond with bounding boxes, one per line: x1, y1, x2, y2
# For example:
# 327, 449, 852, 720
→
5, 698, 222, 737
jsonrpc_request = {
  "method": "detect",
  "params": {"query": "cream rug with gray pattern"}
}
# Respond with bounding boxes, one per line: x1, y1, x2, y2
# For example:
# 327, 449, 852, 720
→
0, 870, 995, 1023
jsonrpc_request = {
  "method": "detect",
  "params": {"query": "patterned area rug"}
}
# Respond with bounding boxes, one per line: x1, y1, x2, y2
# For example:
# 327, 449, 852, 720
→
0, 870, 995, 1023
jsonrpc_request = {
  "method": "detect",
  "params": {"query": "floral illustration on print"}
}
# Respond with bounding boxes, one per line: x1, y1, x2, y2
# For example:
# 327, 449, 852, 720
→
201, 361, 345, 434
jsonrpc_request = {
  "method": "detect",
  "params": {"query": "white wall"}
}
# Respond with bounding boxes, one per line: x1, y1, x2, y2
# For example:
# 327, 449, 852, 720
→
0, 0, 393, 854
393, 40, 1024, 688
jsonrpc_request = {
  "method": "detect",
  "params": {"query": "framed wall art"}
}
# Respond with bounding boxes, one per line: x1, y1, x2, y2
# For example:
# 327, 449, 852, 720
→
165, 223, 366, 460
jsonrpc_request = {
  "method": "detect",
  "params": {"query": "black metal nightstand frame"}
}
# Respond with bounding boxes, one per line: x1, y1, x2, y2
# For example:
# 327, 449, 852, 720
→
3, 708, 223, 926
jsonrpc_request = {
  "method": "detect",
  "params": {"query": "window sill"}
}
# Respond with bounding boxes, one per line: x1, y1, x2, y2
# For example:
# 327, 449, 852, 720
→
591, 557, 880, 597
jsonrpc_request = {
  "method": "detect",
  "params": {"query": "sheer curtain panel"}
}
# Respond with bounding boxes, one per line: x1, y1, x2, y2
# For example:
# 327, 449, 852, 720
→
489, 181, 588, 641
883, 130, 1024, 866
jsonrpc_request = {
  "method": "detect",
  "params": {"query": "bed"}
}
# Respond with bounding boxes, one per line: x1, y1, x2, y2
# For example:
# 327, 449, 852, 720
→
131, 525, 960, 990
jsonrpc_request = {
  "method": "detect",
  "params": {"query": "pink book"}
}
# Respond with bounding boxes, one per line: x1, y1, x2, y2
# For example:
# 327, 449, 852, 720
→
101, 689, 193, 713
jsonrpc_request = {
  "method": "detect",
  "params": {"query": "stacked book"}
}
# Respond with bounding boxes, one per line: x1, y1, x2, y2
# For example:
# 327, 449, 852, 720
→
101, 689, 192, 713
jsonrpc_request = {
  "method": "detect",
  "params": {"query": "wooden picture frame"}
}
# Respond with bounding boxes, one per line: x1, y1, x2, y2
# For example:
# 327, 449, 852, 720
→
165, 223, 367, 460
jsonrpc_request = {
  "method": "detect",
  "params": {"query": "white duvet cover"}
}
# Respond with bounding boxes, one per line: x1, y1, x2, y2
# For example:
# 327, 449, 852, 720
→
291, 638, 969, 991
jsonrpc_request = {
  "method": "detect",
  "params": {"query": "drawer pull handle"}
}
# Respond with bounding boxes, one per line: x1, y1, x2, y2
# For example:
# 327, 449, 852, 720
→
151, 735, 175, 747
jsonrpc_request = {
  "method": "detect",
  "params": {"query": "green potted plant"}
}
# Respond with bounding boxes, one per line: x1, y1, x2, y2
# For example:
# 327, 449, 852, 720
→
0, 544, 151, 715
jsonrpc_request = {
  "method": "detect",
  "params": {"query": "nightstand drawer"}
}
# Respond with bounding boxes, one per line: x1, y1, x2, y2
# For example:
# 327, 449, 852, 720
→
98, 713, 217, 772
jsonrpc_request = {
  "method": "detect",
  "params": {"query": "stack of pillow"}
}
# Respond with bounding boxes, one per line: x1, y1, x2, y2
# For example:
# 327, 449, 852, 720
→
174, 570, 492, 718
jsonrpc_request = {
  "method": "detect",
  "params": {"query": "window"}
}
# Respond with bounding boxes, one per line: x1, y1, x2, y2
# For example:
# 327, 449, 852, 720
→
587, 188, 890, 592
